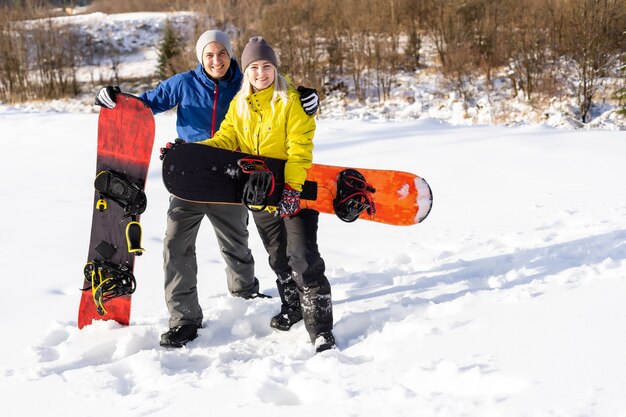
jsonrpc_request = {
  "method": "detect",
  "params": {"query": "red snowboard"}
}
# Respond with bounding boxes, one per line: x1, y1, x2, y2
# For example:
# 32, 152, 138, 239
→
78, 94, 154, 329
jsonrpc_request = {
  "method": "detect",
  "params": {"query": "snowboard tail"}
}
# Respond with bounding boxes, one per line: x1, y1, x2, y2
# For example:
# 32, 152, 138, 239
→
78, 94, 155, 329
162, 142, 432, 226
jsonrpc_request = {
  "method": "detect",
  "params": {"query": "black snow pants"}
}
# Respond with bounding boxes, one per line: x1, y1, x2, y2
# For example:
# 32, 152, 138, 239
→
252, 209, 333, 341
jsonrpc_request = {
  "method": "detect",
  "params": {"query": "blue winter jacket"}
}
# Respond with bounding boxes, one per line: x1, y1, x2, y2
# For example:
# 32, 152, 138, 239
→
140, 60, 243, 142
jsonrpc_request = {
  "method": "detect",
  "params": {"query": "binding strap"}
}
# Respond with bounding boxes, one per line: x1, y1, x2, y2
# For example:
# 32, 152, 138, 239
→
333, 169, 376, 222
238, 157, 275, 212
94, 170, 146, 218
82, 261, 136, 316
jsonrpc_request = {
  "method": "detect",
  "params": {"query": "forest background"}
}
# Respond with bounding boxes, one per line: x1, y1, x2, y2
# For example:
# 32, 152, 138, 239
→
1, 0, 625, 126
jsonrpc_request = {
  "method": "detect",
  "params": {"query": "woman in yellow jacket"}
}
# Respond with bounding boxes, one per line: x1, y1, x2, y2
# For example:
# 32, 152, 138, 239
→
199, 36, 335, 353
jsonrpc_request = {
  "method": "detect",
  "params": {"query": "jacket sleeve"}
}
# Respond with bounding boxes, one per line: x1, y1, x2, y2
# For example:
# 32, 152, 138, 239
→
284, 90, 316, 191
139, 74, 182, 115
197, 99, 239, 150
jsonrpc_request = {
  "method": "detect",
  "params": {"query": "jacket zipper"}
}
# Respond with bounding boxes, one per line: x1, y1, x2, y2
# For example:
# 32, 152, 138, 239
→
211, 83, 219, 138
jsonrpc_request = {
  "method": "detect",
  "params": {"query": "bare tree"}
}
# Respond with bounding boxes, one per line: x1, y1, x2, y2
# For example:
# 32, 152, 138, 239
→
29, 18, 81, 98
504, 2, 552, 101
0, 14, 30, 101
562, 0, 626, 122
0, 0, 624, 113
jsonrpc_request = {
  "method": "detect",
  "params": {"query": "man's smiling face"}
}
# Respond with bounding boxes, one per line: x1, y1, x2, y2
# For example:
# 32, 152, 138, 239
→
202, 42, 230, 80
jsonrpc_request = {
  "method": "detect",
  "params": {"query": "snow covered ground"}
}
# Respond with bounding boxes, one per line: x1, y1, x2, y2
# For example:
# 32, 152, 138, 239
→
1, 10, 626, 417
1, 110, 626, 416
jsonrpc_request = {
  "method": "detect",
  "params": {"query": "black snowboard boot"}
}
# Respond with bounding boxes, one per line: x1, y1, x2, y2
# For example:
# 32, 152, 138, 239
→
270, 304, 303, 331
314, 331, 336, 353
159, 324, 199, 348
270, 274, 303, 331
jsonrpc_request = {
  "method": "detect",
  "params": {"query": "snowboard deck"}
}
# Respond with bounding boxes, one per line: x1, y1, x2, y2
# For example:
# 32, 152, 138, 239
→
162, 142, 432, 226
78, 94, 154, 329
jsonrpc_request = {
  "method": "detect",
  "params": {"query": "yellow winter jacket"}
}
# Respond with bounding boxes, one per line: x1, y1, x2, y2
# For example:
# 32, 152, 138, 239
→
198, 84, 316, 191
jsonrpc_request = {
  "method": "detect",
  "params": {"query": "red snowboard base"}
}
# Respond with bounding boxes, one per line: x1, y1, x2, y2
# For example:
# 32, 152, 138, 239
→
78, 94, 154, 329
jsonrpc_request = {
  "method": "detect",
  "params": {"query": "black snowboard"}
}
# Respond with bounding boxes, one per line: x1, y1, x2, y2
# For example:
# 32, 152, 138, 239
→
161, 142, 317, 207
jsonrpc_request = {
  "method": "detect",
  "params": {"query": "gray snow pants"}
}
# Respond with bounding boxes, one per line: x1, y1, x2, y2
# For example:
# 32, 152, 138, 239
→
252, 209, 333, 341
163, 197, 257, 328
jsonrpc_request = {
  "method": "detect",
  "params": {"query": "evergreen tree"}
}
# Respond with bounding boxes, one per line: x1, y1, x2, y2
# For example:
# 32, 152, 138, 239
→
157, 19, 183, 80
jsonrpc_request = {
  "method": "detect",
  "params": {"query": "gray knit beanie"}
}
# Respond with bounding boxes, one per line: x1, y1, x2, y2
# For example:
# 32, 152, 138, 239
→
195, 30, 233, 63
240, 36, 277, 70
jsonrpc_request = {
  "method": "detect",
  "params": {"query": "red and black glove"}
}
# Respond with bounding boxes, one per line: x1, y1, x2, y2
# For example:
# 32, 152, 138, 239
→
277, 184, 301, 217
159, 138, 185, 161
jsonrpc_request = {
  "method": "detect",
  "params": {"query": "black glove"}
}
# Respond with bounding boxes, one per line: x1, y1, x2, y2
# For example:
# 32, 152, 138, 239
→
297, 86, 319, 115
159, 138, 186, 161
276, 184, 301, 217
95, 86, 121, 109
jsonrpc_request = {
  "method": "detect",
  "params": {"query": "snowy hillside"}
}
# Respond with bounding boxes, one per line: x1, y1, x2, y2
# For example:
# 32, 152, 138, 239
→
1, 11, 626, 417
4, 11, 625, 130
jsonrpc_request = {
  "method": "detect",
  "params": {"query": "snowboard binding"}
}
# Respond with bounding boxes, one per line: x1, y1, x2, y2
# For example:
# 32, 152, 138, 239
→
94, 170, 147, 219
82, 261, 137, 316
333, 169, 377, 222
238, 157, 275, 212
95, 170, 146, 255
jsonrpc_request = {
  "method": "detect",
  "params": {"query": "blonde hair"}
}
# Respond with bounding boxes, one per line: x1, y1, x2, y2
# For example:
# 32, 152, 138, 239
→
235, 65, 289, 119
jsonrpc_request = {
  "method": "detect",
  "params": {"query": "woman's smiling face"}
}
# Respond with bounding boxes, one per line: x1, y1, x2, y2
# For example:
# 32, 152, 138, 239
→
247, 60, 276, 91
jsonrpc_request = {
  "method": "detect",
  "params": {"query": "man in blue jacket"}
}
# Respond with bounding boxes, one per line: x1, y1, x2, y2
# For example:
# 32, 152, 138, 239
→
95, 30, 319, 348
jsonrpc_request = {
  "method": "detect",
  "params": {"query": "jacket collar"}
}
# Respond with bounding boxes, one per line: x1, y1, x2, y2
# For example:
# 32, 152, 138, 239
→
246, 85, 276, 113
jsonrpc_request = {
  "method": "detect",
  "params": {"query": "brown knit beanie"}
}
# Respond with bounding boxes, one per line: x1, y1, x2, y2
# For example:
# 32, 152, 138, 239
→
240, 36, 277, 70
